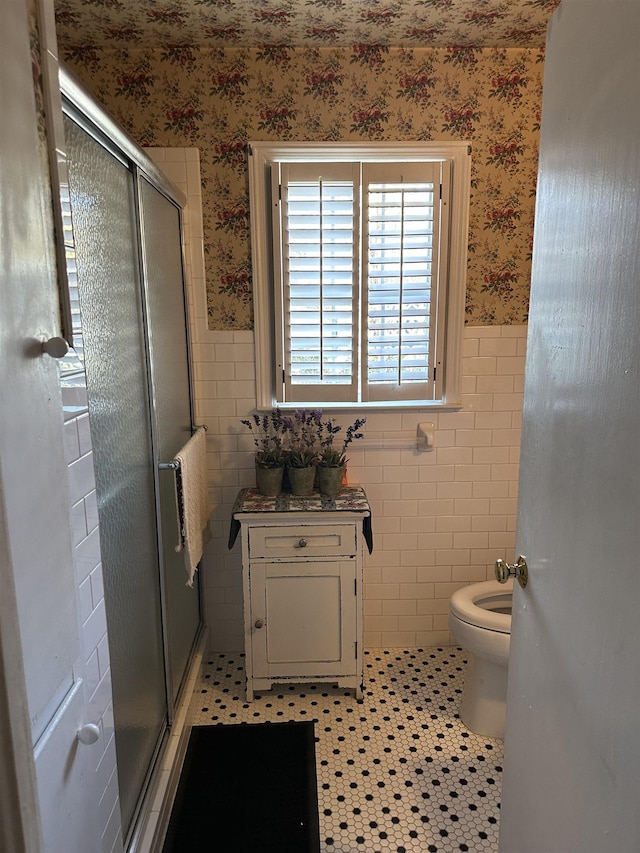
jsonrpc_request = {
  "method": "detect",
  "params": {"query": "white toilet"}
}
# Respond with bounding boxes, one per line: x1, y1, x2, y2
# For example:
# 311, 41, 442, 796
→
448, 579, 513, 739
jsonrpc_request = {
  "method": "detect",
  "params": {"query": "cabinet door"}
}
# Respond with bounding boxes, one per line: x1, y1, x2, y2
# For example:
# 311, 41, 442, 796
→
250, 560, 357, 679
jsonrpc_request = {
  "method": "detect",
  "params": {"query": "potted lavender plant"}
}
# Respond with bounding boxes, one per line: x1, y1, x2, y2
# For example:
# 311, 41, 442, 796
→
283, 409, 322, 495
317, 416, 366, 497
241, 409, 286, 496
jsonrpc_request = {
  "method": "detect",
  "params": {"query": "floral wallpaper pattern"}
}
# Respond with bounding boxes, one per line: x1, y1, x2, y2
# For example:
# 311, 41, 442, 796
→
54, 0, 559, 49
61, 42, 546, 328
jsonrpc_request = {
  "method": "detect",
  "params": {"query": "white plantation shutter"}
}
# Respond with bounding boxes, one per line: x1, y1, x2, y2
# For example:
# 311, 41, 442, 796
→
362, 162, 444, 402
276, 162, 360, 402
271, 155, 454, 405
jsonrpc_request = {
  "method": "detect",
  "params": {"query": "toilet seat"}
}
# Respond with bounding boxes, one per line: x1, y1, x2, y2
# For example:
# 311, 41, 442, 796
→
449, 579, 513, 634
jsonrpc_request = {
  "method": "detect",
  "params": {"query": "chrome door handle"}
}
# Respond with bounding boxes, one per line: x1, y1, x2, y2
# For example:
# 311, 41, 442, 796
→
495, 555, 528, 588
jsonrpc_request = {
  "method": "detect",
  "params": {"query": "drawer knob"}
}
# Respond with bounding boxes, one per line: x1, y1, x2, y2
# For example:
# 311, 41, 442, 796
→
298, 538, 308, 548
254, 619, 264, 629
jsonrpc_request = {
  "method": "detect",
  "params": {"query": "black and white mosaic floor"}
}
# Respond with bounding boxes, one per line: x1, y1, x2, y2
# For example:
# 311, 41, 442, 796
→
188, 647, 502, 853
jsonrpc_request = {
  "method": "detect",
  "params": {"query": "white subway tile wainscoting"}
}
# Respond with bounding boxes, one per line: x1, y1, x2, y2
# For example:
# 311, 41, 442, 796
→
194, 324, 525, 653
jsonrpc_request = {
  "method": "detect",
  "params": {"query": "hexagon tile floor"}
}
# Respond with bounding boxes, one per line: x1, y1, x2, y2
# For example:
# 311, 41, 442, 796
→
188, 646, 502, 853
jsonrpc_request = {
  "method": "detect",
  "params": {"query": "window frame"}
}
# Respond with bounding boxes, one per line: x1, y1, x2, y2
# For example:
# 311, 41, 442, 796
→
248, 141, 471, 411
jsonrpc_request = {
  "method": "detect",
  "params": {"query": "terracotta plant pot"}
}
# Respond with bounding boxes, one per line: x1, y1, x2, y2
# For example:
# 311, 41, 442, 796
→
287, 465, 316, 496
317, 465, 345, 498
255, 463, 284, 496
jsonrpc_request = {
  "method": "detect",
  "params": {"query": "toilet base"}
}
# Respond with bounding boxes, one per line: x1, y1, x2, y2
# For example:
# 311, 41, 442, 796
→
459, 654, 508, 739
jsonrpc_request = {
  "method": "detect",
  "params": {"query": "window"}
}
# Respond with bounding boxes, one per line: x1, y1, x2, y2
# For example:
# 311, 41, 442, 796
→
249, 143, 470, 409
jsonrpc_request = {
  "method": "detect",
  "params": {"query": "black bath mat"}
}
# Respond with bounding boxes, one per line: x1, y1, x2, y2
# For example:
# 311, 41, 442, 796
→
162, 721, 320, 853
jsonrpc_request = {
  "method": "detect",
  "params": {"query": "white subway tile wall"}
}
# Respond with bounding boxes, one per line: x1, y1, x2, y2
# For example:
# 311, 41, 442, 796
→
145, 149, 527, 655
62, 410, 122, 853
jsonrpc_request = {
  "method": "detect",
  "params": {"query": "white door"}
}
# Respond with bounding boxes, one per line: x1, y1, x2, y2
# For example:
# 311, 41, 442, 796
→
0, 1, 103, 850
499, 2, 640, 851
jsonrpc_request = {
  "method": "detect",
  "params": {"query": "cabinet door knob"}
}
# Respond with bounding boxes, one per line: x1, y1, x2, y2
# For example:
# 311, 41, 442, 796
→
254, 619, 264, 629
298, 538, 308, 548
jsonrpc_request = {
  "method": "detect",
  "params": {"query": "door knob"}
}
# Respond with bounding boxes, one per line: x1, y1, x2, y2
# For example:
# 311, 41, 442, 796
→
495, 555, 528, 588
77, 723, 100, 745
298, 538, 308, 548
42, 336, 70, 358
254, 619, 264, 629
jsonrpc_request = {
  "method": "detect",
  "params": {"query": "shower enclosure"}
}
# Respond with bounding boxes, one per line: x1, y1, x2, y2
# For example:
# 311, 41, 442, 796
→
60, 72, 203, 844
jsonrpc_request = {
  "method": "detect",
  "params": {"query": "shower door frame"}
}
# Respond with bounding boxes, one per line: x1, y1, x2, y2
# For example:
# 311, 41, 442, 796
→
59, 66, 204, 844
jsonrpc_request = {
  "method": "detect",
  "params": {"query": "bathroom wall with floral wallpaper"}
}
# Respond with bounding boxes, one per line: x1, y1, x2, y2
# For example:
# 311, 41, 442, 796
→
61, 44, 545, 330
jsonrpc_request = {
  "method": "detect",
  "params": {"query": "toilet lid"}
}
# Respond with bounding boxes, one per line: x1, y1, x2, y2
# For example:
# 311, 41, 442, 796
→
449, 579, 512, 634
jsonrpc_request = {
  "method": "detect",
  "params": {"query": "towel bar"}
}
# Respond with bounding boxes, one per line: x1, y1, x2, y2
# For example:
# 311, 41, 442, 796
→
158, 424, 208, 470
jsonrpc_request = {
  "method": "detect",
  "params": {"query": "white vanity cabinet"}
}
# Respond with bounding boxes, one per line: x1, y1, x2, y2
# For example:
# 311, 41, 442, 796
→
232, 491, 371, 702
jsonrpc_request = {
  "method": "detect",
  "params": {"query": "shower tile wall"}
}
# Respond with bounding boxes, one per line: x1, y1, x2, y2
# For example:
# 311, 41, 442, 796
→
63, 406, 121, 853
145, 148, 527, 656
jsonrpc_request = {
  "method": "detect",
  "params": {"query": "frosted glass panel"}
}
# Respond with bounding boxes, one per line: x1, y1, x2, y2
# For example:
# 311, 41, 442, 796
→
64, 116, 166, 837
140, 177, 201, 705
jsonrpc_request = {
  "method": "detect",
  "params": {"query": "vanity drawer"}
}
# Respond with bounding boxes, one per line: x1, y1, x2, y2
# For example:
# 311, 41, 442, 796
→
249, 524, 356, 558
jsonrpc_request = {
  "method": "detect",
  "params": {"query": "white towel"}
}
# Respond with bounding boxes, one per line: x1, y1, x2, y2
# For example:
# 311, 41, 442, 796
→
174, 427, 210, 586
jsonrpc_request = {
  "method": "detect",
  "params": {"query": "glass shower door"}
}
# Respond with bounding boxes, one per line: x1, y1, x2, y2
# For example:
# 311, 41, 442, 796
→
139, 176, 201, 707
64, 117, 167, 837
